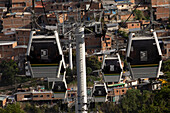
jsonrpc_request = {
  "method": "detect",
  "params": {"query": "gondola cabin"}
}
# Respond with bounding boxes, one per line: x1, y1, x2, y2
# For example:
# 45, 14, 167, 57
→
52, 77, 67, 99
92, 81, 108, 102
126, 31, 162, 79
25, 31, 65, 78
102, 53, 123, 85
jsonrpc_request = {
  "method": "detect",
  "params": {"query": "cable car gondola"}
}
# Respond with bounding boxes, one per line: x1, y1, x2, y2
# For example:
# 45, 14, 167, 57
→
102, 53, 123, 84
126, 31, 162, 79
92, 81, 108, 102
25, 31, 65, 78
52, 75, 67, 99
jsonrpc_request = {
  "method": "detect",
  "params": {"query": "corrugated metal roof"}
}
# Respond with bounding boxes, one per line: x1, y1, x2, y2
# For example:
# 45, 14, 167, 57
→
129, 28, 141, 32
14, 45, 27, 49
0, 41, 17, 46
0, 96, 6, 101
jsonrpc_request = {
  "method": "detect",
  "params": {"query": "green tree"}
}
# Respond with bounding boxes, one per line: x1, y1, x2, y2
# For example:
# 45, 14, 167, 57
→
134, 10, 146, 20
0, 60, 18, 85
153, 86, 170, 113
4, 103, 25, 113
120, 89, 142, 113
118, 30, 128, 39
0, 108, 5, 113
86, 56, 101, 71
86, 67, 92, 75
162, 59, 170, 72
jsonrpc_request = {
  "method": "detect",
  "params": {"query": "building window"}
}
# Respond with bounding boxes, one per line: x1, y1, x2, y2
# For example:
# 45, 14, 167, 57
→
33, 95, 38, 97
40, 95, 43, 97
122, 5, 124, 7
51, 6, 53, 9
24, 95, 31, 98
132, 24, 134, 26
137, 24, 139, 26
47, 95, 50, 97
117, 90, 118, 92
122, 90, 124, 92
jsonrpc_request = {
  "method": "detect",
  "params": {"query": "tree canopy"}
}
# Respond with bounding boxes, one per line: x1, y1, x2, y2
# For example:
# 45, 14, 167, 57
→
0, 60, 18, 85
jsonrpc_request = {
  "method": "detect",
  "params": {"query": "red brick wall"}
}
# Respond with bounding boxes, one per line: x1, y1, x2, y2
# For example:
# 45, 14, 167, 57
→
32, 93, 53, 101
114, 87, 127, 96
85, 34, 101, 54
2, 15, 31, 29
120, 14, 135, 21
11, 7, 25, 13
151, 0, 169, 6
15, 30, 31, 45
155, 7, 169, 20
12, 0, 32, 7
0, 43, 17, 61
0, 33, 16, 41
126, 22, 141, 29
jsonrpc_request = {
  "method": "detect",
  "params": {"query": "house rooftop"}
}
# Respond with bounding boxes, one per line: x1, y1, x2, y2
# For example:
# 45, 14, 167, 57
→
0, 96, 6, 101
0, 41, 17, 46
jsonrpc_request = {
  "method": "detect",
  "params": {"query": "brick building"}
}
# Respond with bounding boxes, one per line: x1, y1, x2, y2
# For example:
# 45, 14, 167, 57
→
124, 21, 141, 29
117, 2, 133, 11
15, 90, 65, 102
12, 0, 32, 7
0, 41, 17, 62
151, 0, 169, 6
2, 12, 31, 29
114, 87, 127, 96
101, 35, 112, 51
15, 28, 31, 45
118, 11, 135, 21
0, 30, 16, 41
85, 34, 102, 54
154, 7, 170, 20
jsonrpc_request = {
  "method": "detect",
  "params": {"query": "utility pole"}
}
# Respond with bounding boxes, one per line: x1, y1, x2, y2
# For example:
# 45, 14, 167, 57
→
76, 27, 87, 113
31, 0, 35, 30
69, 32, 73, 70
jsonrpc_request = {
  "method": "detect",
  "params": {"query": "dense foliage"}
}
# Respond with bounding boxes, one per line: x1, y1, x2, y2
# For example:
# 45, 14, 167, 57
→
162, 59, 170, 72
0, 103, 24, 113
0, 60, 18, 85
134, 10, 147, 20
91, 87, 170, 113
118, 30, 128, 39
0, 60, 33, 87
